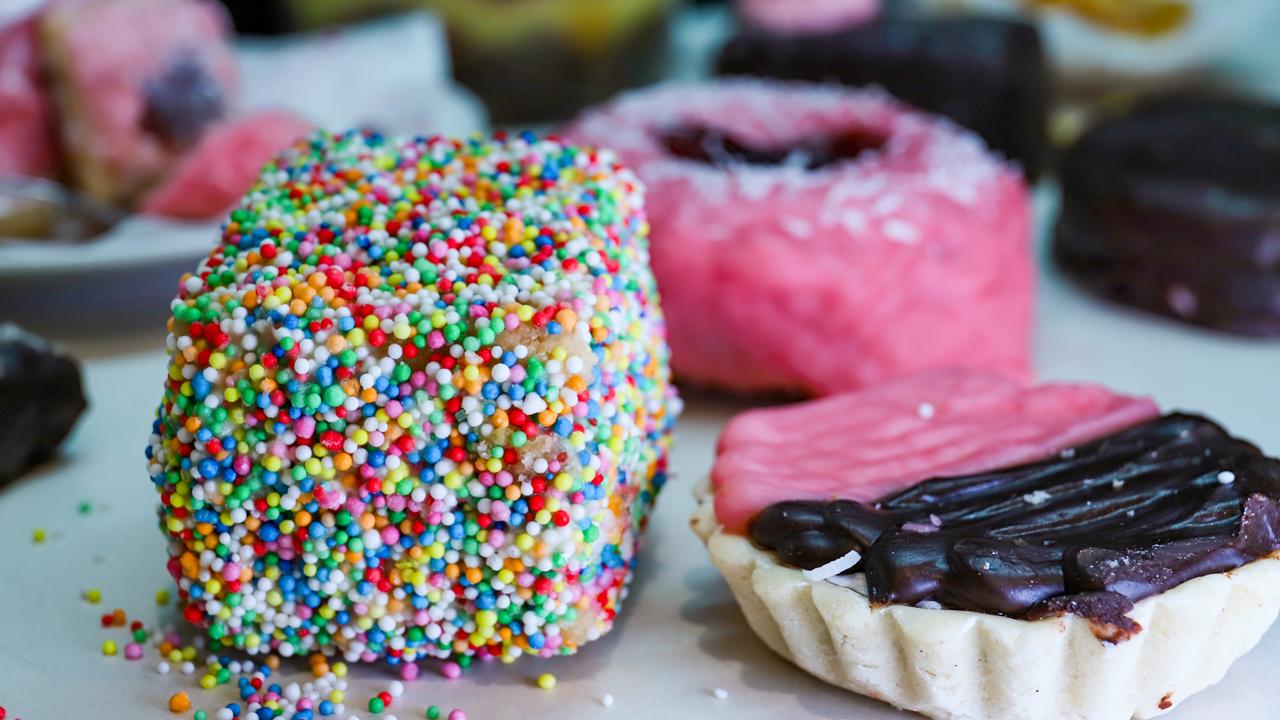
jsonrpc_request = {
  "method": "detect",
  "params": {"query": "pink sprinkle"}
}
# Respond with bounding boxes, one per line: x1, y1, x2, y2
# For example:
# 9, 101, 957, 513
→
441, 661, 462, 680
294, 417, 316, 440
124, 643, 143, 660
400, 663, 419, 681
448, 711, 467, 720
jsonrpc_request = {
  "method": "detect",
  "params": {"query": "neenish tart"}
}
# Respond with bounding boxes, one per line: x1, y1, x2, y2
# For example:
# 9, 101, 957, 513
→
694, 369, 1280, 720
147, 131, 680, 666
564, 80, 1032, 396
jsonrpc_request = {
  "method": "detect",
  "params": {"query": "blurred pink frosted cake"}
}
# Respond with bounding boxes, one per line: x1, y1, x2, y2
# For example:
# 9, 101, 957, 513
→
564, 80, 1033, 396
139, 110, 311, 219
41, 0, 239, 205
0, 13, 59, 179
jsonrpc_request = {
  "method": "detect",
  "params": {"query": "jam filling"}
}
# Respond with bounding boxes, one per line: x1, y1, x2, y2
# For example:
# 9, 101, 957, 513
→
749, 414, 1280, 641
660, 124, 888, 170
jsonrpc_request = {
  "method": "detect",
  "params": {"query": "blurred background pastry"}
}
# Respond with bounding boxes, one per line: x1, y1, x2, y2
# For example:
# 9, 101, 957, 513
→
41, 0, 240, 207
718, 13, 1050, 178
218, 0, 677, 124
908, 0, 1280, 91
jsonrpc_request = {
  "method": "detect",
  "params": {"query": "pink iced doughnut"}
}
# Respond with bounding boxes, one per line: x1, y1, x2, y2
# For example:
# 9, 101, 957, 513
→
563, 80, 1033, 395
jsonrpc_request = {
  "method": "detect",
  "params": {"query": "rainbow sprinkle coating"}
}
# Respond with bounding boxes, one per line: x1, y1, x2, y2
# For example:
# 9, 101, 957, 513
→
146, 130, 679, 666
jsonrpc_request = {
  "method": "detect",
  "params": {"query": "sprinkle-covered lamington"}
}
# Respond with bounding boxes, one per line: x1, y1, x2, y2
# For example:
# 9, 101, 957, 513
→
146, 131, 680, 667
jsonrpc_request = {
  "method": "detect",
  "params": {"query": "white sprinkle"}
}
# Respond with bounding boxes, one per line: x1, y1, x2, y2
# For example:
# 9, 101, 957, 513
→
917, 402, 935, 419
157, 661, 171, 675
712, 688, 729, 700
901, 521, 939, 534
929, 514, 942, 527
1167, 284, 1199, 318
1112, 479, 1125, 490
915, 600, 943, 610
1023, 490, 1052, 506
1218, 471, 1236, 484
1059, 447, 1077, 459
802, 547, 863, 582
180, 661, 196, 675
601, 693, 615, 707
388, 680, 405, 698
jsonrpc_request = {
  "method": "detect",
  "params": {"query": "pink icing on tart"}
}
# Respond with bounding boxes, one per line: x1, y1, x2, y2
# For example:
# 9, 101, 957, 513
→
139, 110, 312, 220
41, 0, 239, 205
0, 13, 59, 179
711, 369, 1159, 533
738, 0, 880, 34
563, 80, 1033, 395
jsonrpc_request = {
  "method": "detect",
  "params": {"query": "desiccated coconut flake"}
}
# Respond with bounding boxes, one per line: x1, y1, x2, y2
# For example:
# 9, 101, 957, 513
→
802, 547, 864, 583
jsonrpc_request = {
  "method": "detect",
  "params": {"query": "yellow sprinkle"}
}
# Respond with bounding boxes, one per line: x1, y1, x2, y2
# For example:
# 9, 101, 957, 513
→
84, 588, 102, 604
31, 528, 46, 543
102, 640, 118, 656
537, 672, 557, 690
156, 589, 171, 606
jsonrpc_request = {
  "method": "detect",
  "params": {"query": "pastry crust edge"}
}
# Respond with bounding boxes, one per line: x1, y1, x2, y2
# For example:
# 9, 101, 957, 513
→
691, 478, 1280, 720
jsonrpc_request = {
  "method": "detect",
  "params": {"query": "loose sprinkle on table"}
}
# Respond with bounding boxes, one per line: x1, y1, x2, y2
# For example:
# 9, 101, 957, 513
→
536, 672, 557, 690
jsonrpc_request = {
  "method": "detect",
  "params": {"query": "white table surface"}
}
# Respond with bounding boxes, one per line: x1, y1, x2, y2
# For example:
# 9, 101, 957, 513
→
5, 8, 1280, 720
3, 190, 1280, 720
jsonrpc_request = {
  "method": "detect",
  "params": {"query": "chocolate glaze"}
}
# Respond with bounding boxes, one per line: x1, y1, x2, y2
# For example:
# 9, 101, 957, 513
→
0, 325, 87, 488
659, 125, 888, 170
717, 15, 1050, 178
749, 414, 1280, 638
1054, 96, 1280, 337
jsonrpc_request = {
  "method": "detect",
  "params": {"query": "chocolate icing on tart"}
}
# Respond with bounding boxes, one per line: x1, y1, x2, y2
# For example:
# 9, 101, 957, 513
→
750, 413, 1280, 640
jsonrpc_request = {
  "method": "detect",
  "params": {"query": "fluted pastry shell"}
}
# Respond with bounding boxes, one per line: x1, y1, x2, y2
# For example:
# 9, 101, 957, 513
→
692, 480, 1280, 720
